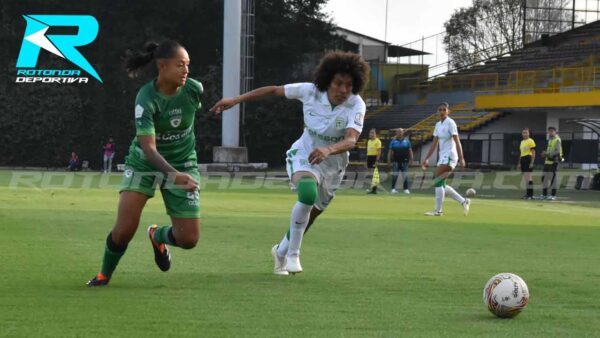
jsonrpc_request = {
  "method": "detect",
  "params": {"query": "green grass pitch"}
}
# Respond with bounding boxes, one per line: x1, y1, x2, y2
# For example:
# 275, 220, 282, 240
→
0, 170, 599, 337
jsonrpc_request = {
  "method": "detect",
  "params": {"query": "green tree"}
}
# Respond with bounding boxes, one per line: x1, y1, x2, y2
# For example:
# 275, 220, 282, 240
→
444, 0, 572, 69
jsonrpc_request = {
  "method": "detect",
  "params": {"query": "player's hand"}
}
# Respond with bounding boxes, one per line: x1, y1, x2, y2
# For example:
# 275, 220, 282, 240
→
174, 172, 199, 192
421, 158, 429, 170
210, 98, 238, 114
459, 158, 466, 168
309, 147, 331, 165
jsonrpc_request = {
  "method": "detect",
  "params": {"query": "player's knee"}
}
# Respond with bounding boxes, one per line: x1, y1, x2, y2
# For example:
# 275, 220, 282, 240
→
110, 228, 134, 246
296, 177, 317, 205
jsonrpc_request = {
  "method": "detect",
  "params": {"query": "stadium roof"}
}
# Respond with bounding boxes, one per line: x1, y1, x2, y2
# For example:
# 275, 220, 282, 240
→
335, 27, 430, 57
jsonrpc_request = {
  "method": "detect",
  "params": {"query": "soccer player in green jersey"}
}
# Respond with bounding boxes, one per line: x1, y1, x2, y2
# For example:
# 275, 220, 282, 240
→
87, 40, 204, 287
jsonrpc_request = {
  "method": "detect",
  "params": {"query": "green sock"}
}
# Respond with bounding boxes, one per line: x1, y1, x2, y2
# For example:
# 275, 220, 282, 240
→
153, 225, 176, 245
100, 233, 127, 277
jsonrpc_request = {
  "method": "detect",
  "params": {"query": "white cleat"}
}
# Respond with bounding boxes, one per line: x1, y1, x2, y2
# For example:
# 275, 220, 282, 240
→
424, 210, 443, 216
391, 189, 399, 194
285, 255, 303, 274
463, 198, 471, 216
403, 189, 410, 194
271, 245, 288, 276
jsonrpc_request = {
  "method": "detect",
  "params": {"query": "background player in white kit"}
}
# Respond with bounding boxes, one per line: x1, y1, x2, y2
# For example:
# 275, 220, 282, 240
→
211, 51, 370, 275
421, 103, 471, 216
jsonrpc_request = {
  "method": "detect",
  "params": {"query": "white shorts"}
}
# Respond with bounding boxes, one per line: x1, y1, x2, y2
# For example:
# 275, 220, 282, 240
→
437, 153, 458, 169
285, 147, 346, 211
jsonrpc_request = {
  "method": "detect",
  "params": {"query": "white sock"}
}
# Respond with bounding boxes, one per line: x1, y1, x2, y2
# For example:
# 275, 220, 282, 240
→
276, 234, 289, 257
445, 185, 466, 204
435, 186, 445, 213
286, 201, 312, 258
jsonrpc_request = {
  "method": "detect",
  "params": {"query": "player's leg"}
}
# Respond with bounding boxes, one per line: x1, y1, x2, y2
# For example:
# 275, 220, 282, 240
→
425, 164, 452, 216
87, 191, 148, 286
275, 207, 321, 254
441, 165, 470, 215
148, 168, 201, 270
283, 171, 318, 273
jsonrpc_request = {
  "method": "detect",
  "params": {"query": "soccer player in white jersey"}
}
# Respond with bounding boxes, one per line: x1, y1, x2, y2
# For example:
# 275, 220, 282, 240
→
421, 102, 471, 216
211, 51, 369, 275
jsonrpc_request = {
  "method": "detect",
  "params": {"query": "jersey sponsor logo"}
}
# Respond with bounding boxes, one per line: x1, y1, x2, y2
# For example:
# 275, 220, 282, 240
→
155, 126, 192, 142
16, 15, 102, 84
307, 128, 344, 143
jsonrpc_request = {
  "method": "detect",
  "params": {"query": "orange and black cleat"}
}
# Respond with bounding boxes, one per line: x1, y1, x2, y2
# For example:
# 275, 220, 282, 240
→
86, 273, 110, 287
147, 225, 171, 272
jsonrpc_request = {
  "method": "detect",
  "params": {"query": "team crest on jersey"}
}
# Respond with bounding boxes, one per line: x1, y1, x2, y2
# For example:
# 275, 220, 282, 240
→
168, 108, 182, 127
335, 117, 345, 130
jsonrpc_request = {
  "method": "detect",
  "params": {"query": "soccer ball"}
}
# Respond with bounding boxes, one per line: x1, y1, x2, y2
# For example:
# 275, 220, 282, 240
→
483, 273, 529, 318
466, 188, 476, 197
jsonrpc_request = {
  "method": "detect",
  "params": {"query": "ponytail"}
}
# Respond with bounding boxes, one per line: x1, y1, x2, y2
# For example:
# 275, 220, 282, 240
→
124, 40, 182, 77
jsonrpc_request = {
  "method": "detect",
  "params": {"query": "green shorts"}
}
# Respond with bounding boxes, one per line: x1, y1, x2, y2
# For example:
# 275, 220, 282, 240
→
119, 164, 201, 219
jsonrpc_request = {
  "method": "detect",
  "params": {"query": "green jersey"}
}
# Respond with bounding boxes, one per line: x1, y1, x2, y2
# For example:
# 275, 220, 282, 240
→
126, 78, 203, 170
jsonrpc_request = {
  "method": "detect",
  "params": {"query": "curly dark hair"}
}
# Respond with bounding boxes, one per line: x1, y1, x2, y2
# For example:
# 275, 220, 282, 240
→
313, 51, 370, 94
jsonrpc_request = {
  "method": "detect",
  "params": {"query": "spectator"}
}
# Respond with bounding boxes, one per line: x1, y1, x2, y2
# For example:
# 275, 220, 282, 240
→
388, 128, 413, 194
366, 128, 382, 194
103, 137, 116, 173
68, 152, 80, 171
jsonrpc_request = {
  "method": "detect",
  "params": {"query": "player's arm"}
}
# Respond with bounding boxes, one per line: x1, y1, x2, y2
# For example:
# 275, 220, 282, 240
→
388, 148, 393, 164
530, 147, 536, 166
138, 136, 198, 191
210, 86, 285, 114
309, 128, 360, 165
409, 147, 414, 164
453, 134, 466, 167
421, 137, 439, 168
376, 143, 382, 163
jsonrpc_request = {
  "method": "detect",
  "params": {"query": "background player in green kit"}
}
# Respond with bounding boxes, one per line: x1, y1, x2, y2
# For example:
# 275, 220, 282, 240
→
211, 51, 369, 275
87, 40, 204, 286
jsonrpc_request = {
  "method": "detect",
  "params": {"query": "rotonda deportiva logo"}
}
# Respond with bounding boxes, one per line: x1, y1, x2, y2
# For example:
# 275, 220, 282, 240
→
16, 15, 102, 84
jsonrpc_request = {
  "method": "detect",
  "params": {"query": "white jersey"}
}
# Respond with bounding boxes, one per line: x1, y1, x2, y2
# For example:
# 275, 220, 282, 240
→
433, 117, 459, 160
284, 82, 366, 168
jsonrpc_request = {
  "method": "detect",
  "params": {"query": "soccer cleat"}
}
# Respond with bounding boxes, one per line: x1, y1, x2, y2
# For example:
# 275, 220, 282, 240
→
391, 189, 399, 194
424, 210, 443, 216
86, 273, 110, 287
548, 196, 557, 201
403, 189, 410, 194
271, 245, 289, 276
463, 198, 471, 216
147, 225, 171, 272
285, 255, 303, 274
